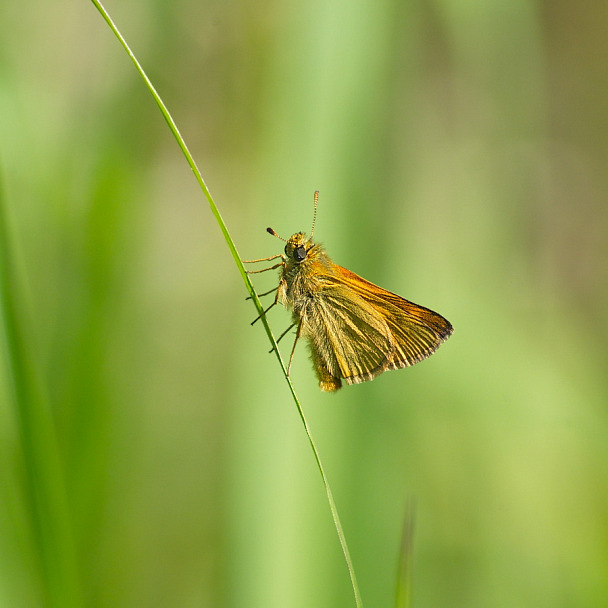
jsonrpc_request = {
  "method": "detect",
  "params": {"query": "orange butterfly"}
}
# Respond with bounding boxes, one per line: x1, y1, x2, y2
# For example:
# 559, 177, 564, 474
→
245, 192, 453, 391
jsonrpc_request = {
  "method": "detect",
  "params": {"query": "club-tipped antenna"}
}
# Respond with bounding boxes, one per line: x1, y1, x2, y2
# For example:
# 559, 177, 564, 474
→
266, 227, 286, 241
310, 190, 319, 238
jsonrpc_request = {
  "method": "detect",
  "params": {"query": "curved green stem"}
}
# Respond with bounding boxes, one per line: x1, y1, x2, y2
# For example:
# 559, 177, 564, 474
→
89, 2, 363, 606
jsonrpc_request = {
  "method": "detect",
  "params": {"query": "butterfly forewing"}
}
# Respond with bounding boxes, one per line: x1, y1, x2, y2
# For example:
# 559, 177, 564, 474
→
314, 265, 453, 382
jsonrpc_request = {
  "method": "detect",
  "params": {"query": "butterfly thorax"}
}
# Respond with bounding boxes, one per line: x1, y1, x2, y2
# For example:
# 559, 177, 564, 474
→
279, 232, 334, 312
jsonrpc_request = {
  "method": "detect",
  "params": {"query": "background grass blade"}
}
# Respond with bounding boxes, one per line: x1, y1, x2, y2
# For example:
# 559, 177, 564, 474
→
0, 176, 81, 606
395, 499, 416, 608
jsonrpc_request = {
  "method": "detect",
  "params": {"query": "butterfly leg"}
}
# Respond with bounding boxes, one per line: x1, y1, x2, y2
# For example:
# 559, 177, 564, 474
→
276, 322, 296, 344
268, 322, 296, 354
246, 286, 278, 301
286, 319, 304, 377
242, 254, 285, 274
250, 279, 285, 325
250, 299, 278, 325
245, 263, 283, 274
242, 253, 283, 263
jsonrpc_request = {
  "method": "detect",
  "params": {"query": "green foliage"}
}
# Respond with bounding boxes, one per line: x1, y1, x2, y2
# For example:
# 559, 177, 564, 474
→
1, 1, 607, 607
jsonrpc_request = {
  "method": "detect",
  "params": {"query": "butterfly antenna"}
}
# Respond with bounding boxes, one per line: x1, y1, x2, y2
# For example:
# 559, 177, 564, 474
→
310, 190, 319, 238
267, 227, 287, 241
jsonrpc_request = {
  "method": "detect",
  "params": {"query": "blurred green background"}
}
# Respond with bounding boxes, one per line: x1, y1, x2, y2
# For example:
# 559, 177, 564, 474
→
1, 1, 607, 607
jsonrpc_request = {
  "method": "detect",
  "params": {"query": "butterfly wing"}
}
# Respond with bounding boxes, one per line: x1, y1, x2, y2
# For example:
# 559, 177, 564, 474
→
304, 265, 452, 388
304, 284, 396, 386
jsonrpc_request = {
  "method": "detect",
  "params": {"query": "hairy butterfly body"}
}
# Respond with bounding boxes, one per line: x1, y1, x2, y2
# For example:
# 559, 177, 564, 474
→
245, 192, 453, 391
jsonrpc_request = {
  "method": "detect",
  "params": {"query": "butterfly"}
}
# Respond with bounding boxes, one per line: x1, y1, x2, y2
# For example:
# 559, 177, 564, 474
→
244, 192, 453, 391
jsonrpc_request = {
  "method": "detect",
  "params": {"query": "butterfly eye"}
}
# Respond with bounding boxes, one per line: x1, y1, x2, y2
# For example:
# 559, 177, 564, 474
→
294, 246, 307, 262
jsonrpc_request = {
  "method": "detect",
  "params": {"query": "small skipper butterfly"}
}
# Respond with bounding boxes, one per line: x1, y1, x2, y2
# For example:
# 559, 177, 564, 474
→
244, 192, 453, 391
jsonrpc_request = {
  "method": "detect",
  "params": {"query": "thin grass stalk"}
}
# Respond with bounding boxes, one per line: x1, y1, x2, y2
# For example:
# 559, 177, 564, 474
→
88, 2, 363, 606
395, 499, 416, 608
0, 175, 81, 606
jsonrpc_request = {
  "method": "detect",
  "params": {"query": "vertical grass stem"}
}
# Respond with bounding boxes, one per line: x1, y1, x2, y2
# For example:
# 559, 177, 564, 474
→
89, 2, 363, 605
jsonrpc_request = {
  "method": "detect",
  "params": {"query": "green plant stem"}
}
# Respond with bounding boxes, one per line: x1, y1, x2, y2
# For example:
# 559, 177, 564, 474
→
0, 177, 81, 607
395, 499, 415, 608
89, 1, 363, 606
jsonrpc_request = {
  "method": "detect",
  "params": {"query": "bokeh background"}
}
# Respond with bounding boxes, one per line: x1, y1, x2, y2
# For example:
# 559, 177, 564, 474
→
1, 1, 607, 607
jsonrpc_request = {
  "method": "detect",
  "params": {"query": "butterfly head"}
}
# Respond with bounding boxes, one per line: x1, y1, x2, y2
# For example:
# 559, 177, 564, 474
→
285, 232, 314, 263
266, 191, 321, 265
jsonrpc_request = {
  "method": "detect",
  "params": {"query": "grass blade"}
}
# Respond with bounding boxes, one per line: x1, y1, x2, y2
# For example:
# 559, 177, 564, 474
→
88, 2, 363, 606
0, 175, 81, 606
395, 499, 416, 608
